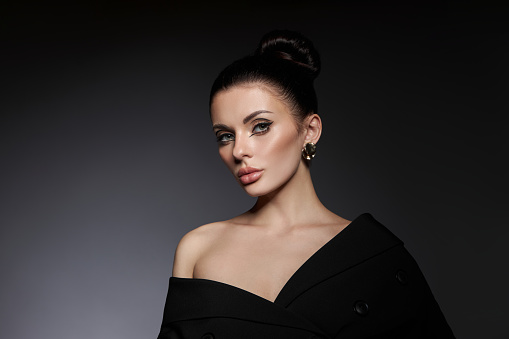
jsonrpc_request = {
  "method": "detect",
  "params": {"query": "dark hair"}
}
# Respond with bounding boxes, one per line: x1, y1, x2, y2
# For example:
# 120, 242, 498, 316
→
210, 30, 321, 133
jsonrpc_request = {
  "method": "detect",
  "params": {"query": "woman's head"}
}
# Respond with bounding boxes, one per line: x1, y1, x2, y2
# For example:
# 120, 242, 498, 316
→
210, 30, 322, 197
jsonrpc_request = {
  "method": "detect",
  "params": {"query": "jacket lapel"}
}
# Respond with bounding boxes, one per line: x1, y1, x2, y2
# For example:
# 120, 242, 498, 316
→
274, 213, 402, 307
162, 277, 325, 335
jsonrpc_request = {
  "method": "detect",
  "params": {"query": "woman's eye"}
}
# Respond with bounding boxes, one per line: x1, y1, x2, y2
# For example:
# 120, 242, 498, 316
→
252, 121, 273, 134
217, 133, 234, 144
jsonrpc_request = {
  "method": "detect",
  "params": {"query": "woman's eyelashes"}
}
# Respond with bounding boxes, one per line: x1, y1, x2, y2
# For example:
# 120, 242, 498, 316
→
216, 121, 273, 145
216, 133, 234, 144
250, 121, 273, 136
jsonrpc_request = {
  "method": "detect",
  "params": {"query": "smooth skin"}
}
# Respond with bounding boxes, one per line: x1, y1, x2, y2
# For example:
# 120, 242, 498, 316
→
172, 83, 350, 302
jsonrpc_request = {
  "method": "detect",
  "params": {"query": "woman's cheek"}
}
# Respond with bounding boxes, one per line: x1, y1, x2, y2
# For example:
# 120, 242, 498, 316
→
265, 131, 300, 173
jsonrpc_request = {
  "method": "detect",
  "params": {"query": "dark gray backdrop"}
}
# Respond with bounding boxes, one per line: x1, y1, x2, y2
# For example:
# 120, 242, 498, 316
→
1, 2, 507, 338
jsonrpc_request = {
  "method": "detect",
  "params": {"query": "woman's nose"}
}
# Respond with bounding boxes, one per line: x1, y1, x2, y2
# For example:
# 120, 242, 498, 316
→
232, 133, 252, 160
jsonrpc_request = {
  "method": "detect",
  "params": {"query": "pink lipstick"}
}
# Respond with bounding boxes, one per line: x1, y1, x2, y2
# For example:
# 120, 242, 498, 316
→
238, 167, 263, 185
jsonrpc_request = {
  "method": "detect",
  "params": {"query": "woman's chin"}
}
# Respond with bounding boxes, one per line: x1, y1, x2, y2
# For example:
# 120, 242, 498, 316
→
242, 188, 265, 198
240, 184, 271, 198
241, 182, 284, 198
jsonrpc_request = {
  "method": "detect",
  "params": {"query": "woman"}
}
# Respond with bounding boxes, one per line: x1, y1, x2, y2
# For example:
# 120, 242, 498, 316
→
157, 30, 455, 339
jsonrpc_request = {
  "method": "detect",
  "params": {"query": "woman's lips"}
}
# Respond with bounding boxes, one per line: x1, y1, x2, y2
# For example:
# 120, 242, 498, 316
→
238, 167, 263, 185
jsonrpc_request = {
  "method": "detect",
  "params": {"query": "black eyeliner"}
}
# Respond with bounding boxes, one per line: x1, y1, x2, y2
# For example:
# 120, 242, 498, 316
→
250, 121, 273, 137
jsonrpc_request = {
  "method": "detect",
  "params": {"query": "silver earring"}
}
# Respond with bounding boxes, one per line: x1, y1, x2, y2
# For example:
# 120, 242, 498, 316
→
302, 142, 316, 160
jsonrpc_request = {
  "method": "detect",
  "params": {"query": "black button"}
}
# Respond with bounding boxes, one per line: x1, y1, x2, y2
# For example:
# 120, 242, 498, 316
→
353, 300, 369, 316
396, 269, 408, 285
201, 334, 214, 339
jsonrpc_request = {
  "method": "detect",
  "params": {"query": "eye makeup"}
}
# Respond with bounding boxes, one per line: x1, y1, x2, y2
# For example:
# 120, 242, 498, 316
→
250, 120, 273, 137
215, 120, 274, 145
216, 133, 234, 144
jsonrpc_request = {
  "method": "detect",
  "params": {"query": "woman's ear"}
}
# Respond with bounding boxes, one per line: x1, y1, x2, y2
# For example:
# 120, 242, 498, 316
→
303, 114, 322, 145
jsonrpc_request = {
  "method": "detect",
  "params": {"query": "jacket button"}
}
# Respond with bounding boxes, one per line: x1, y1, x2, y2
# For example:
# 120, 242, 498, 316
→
396, 269, 408, 285
353, 300, 369, 316
201, 334, 214, 339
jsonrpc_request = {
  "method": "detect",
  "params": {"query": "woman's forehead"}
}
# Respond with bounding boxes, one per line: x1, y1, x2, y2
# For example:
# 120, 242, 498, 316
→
210, 85, 290, 124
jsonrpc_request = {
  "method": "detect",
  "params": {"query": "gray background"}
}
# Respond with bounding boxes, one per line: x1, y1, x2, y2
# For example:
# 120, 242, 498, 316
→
1, 1, 507, 338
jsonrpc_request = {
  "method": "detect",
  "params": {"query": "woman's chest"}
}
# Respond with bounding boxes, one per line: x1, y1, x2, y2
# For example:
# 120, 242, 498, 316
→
192, 231, 333, 302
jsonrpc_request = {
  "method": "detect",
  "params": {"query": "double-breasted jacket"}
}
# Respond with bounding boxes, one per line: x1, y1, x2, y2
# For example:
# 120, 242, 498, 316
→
157, 213, 455, 338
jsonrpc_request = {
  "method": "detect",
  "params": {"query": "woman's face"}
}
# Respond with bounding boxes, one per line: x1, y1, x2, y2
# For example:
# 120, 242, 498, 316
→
210, 84, 306, 197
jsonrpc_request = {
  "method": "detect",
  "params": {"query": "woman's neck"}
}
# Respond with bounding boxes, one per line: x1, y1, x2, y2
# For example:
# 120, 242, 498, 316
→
242, 162, 333, 231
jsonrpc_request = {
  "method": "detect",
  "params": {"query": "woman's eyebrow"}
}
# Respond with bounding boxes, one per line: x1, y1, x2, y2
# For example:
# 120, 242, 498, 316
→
212, 110, 273, 131
212, 124, 231, 134
242, 110, 273, 124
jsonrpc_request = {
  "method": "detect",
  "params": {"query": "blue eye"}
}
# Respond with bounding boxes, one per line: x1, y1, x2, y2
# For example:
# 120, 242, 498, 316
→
216, 133, 234, 144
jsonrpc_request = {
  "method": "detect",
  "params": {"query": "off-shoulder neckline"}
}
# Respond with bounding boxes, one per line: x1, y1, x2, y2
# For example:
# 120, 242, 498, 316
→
171, 213, 372, 304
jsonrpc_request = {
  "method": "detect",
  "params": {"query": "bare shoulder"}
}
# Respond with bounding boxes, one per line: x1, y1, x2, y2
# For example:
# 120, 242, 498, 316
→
172, 221, 229, 278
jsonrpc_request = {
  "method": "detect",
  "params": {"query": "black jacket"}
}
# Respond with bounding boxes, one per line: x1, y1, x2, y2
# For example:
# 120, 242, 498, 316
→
157, 213, 455, 338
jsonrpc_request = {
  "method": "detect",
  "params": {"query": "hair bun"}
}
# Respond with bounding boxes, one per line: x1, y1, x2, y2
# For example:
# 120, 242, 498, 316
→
255, 30, 321, 80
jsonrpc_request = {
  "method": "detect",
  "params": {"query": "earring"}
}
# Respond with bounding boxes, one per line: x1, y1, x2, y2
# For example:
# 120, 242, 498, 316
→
302, 142, 317, 160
